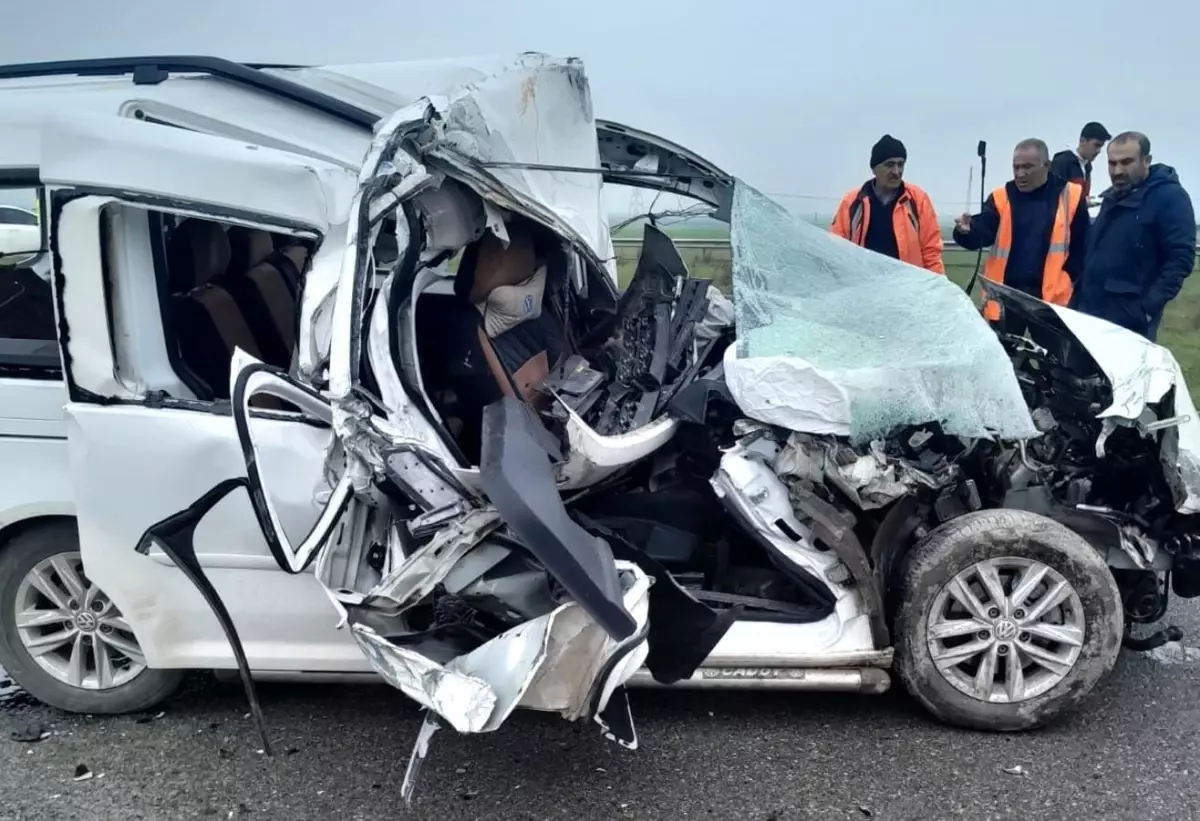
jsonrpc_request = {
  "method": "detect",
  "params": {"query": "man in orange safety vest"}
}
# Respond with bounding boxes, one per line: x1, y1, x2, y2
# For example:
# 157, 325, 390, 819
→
830, 135, 945, 273
952, 138, 1089, 322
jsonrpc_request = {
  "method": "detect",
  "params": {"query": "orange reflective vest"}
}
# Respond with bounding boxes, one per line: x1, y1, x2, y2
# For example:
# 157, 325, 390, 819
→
830, 183, 945, 273
982, 181, 1083, 321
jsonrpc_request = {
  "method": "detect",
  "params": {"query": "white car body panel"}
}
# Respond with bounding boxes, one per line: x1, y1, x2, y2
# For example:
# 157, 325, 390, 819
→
0, 56, 856, 734
64, 403, 365, 672
34, 110, 359, 232
29, 116, 365, 672
0, 380, 73, 530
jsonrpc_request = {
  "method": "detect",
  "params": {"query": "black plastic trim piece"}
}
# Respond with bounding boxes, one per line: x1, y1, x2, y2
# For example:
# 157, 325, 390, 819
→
580, 514, 737, 685
479, 396, 636, 641
0, 432, 67, 442
133, 478, 271, 755
0, 167, 40, 187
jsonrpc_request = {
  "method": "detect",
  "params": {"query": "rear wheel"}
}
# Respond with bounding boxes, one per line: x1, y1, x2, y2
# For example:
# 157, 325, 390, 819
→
0, 521, 184, 714
894, 509, 1122, 731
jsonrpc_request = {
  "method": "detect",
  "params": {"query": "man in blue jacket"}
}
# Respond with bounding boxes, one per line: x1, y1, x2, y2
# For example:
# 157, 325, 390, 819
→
1074, 132, 1196, 341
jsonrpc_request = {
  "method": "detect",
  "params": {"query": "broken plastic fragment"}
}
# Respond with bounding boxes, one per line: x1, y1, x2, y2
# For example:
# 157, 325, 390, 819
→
401, 713, 442, 804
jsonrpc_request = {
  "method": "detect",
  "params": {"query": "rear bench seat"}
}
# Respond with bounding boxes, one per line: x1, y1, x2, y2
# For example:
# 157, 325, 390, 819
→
169, 220, 309, 402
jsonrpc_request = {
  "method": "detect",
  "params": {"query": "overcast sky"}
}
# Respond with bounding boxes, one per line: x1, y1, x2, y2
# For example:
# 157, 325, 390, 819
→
1, 0, 1197, 220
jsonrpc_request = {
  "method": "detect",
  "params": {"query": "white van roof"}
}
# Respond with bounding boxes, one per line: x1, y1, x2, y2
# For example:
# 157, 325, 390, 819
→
0, 55, 734, 217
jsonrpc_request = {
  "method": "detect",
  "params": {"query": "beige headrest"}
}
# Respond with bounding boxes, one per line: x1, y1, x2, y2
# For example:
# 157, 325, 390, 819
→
469, 228, 536, 304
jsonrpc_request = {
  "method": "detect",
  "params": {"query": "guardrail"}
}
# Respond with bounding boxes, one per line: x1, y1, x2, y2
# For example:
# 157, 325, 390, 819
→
610, 236, 1200, 251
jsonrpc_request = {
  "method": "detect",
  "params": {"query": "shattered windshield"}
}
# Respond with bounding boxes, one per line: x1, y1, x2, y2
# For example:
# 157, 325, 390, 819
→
727, 181, 1037, 442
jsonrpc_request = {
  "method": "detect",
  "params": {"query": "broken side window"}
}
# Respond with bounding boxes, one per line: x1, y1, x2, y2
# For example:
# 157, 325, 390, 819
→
0, 190, 58, 378
115, 209, 314, 404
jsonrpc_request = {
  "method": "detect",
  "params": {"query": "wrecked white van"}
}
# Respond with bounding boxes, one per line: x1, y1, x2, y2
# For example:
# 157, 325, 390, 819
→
2, 53, 1199, 799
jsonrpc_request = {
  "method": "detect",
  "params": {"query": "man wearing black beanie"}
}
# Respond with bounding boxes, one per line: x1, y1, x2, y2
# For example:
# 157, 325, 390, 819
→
831, 135, 945, 273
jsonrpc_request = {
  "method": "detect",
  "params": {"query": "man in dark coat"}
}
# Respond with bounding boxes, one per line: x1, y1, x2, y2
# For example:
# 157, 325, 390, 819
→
1073, 132, 1196, 341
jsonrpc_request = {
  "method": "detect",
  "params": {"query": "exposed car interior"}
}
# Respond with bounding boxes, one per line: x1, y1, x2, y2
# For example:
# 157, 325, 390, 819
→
394, 202, 834, 625
412, 217, 574, 462
0, 265, 58, 376
154, 215, 312, 402
0, 196, 58, 376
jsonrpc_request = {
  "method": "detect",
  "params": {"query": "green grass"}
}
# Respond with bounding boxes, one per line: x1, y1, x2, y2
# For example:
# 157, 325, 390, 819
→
613, 239, 1200, 402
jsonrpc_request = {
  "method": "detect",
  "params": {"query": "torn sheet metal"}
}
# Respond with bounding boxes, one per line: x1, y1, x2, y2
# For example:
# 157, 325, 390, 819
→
360, 509, 503, 612
419, 53, 617, 281
272, 58, 736, 225
773, 433, 917, 510
1047, 303, 1200, 514
310, 495, 651, 738
724, 181, 1037, 443
340, 557, 650, 735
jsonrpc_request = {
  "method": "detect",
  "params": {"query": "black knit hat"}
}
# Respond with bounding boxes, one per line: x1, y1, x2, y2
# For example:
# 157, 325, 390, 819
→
870, 134, 907, 168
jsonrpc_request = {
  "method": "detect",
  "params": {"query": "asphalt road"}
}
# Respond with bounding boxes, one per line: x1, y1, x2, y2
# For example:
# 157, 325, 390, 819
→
5, 604, 1200, 821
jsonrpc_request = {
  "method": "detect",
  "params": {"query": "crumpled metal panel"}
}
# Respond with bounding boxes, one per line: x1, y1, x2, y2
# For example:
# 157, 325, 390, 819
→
424, 54, 617, 280
335, 557, 651, 735
723, 181, 1038, 443
351, 624, 498, 733
773, 432, 926, 510
1047, 303, 1200, 513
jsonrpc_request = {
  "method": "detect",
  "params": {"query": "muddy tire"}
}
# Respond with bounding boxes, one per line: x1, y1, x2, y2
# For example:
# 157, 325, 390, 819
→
0, 521, 184, 714
894, 509, 1122, 732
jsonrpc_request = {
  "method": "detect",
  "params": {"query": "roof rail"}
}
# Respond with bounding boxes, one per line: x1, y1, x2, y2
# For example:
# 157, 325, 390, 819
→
0, 56, 380, 130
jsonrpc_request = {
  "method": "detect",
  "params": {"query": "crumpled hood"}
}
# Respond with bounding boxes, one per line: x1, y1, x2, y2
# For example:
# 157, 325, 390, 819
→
722, 181, 1037, 443
982, 280, 1200, 514
1046, 305, 1200, 513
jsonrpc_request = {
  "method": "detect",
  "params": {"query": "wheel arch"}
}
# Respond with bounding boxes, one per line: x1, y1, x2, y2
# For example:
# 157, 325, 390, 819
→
0, 512, 77, 554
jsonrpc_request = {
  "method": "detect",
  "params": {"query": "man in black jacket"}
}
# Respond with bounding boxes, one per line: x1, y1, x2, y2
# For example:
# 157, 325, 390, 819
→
1050, 122, 1111, 202
1073, 132, 1196, 341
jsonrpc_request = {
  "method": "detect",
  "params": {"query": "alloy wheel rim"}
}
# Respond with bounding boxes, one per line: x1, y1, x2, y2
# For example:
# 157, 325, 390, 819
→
13, 552, 146, 690
926, 556, 1085, 703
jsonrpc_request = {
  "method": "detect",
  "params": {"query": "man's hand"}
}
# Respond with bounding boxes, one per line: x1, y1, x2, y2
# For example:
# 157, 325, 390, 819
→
955, 212, 972, 234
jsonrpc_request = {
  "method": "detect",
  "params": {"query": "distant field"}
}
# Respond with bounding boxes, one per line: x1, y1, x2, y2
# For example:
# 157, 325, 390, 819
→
612, 233, 1200, 402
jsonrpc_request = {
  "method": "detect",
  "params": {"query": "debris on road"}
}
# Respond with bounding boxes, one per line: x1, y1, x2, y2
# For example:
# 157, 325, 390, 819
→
1003, 765, 1028, 776
73, 764, 93, 782
10, 723, 49, 743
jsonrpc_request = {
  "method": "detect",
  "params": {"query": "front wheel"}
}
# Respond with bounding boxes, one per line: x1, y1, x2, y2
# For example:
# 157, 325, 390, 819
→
0, 521, 184, 714
894, 509, 1123, 731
